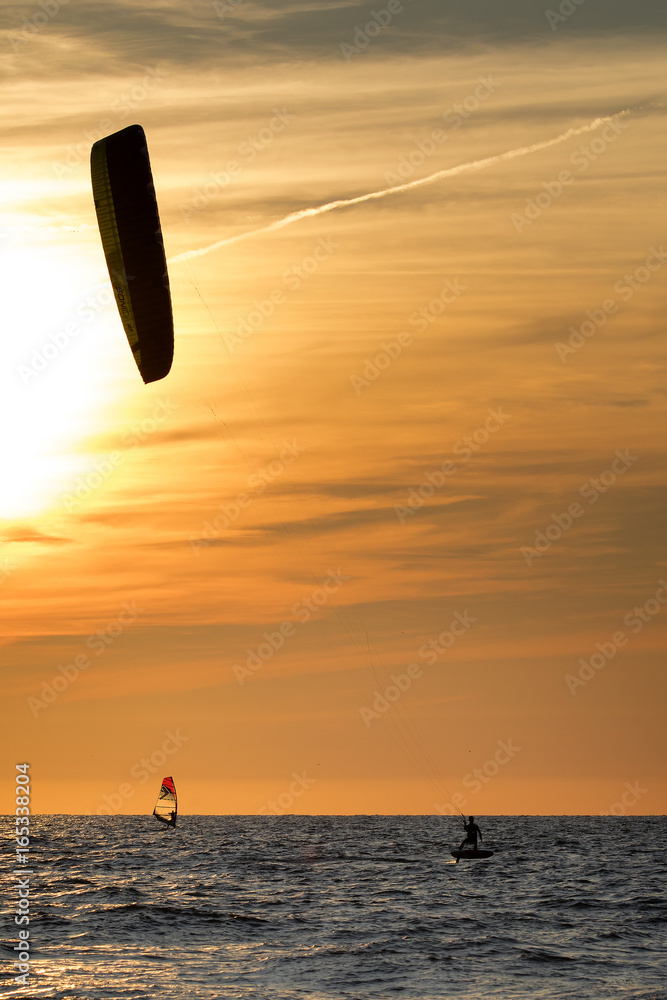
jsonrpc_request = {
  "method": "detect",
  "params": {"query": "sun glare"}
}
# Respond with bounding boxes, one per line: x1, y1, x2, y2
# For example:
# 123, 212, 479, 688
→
1, 238, 121, 519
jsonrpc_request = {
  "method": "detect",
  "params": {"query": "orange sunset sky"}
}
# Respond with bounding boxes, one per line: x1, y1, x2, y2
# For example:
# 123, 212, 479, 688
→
1, 0, 665, 815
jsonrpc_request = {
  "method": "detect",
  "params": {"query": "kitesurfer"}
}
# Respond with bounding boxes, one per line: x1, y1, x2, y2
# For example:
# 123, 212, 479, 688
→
458, 816, 482, 851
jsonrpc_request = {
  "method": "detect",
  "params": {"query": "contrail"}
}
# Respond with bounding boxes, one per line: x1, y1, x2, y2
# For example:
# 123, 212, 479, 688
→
168, 110, 631, 265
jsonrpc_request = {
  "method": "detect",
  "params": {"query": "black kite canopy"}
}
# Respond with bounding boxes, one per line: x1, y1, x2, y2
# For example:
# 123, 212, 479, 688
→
91, 124, 173, 383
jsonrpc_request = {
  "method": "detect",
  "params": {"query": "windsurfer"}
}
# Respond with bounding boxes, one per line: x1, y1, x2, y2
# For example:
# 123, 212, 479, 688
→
458, 816, 482, 851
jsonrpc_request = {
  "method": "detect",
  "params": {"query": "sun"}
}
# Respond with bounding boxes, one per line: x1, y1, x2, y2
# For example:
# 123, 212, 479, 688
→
0, 234, 122, 519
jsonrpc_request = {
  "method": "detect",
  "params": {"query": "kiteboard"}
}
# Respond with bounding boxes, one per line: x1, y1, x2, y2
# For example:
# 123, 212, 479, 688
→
451, 849, 494, 860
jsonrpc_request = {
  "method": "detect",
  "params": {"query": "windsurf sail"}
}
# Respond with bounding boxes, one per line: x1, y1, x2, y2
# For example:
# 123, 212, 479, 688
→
153, 776, 177, 827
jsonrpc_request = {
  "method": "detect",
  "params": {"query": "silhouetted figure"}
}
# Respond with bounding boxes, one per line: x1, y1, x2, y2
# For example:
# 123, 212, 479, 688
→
459, 816, 482, 851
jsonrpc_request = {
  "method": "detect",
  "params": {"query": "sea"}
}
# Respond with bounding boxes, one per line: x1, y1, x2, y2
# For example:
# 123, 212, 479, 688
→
1, 815, 665, 1000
